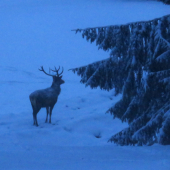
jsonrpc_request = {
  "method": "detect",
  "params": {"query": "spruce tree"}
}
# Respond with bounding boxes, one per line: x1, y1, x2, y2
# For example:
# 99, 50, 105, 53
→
160, 0, 170, 4
70, 14, 170, 145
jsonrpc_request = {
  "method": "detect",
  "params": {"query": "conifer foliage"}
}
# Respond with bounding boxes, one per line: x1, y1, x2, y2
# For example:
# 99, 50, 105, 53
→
70, 14, 170, 145
160, 0, 170, 4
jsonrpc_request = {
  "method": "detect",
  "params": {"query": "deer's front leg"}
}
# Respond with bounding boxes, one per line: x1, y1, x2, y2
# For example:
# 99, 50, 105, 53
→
49, 106, 54, 123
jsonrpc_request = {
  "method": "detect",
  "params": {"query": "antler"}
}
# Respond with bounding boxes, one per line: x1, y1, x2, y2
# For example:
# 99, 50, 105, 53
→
50, 66, 64, 76
39, 66, 54, 76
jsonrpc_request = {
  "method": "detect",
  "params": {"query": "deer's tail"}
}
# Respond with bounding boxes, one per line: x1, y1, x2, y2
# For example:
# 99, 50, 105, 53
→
29, 95, 37, 107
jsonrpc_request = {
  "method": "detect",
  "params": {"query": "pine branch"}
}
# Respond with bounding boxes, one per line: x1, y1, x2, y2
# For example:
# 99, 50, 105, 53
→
72, 14, 170, 35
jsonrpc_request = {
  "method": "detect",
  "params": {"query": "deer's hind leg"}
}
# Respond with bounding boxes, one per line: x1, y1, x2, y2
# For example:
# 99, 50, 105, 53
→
45, 107, 49, 123
30, 103, 36, 125
32, 107, 41, 126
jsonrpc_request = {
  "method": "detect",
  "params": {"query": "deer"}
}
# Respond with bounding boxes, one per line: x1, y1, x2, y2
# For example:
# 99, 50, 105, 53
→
29, 66, 65, 126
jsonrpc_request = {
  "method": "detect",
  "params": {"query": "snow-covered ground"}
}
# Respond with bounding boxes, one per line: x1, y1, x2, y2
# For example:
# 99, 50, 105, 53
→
0, 0, 170, 169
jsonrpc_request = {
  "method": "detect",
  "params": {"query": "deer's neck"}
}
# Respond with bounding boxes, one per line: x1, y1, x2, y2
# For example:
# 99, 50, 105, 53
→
51, 83, 61, 92
51, 83, 61, 96
51, 82, 60, 88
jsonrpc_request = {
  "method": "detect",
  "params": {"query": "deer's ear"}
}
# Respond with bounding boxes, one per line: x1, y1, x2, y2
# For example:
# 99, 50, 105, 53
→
59, 76, 63, 78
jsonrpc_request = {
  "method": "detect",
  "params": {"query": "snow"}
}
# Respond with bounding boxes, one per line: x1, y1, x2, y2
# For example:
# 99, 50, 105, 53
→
0, 0, 170, 169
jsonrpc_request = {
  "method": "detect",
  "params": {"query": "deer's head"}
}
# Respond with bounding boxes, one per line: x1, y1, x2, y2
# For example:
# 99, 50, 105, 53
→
39, 66, 65, 86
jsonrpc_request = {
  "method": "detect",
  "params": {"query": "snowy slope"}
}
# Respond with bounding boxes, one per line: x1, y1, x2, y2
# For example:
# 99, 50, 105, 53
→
0, 0, 170, 169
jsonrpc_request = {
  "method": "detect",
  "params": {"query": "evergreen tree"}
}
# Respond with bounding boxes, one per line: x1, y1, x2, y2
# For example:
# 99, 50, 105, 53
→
70, 14, 170, 145
160, 0, 170, 4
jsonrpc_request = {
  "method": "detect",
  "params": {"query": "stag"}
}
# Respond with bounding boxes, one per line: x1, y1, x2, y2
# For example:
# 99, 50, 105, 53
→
29, 66, 65, 126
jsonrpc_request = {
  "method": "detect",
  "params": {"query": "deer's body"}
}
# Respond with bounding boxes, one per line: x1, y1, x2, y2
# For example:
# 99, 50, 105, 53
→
29, 66, 64, 126
30, 85, 61, 108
